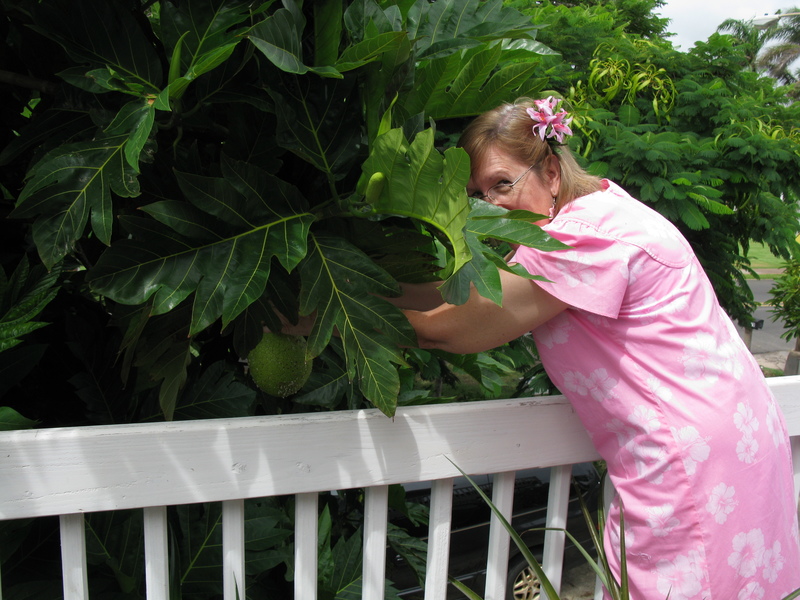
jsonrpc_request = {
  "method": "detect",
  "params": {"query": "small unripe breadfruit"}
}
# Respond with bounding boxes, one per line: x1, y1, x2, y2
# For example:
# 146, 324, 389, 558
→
365, 171, 386, 202
248, 332, 313, 397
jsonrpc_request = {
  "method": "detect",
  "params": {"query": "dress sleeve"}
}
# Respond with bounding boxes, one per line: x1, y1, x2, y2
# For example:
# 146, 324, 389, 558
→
513, 220, 631, 319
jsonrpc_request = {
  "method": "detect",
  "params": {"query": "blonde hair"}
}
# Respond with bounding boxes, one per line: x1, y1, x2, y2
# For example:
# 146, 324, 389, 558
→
458, 98, 602, 210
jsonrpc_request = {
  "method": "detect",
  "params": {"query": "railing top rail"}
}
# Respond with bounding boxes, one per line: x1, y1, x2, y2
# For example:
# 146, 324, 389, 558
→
1, 376, 799, 521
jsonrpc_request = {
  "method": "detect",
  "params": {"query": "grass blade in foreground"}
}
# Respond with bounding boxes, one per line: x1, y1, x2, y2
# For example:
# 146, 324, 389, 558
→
449, 577, 485, 600
447, 458, 560, 599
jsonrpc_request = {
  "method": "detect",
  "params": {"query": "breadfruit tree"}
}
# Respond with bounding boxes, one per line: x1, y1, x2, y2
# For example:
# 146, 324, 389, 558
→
1, 0, 563, 421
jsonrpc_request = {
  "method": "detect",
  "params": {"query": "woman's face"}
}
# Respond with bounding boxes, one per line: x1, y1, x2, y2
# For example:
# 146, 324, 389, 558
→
467, 146, 560, 223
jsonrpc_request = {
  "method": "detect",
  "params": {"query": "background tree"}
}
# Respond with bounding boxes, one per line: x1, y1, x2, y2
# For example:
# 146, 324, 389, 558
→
503, 0, 800, 328
755, 9, 800, 90
717, 17, 781, 71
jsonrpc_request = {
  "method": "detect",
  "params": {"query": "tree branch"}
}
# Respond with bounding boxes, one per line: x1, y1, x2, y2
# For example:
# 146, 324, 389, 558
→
0, 70, 58, 94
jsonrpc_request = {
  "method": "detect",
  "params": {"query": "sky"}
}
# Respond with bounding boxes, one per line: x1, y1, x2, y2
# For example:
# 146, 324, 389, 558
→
656, 0, 796, 50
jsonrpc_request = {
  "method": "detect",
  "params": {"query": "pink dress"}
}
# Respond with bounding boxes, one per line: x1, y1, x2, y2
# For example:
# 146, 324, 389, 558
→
513, 180, 800, 599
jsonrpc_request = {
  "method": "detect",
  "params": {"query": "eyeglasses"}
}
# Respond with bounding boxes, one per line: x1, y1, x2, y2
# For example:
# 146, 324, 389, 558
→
469, 165, 534, 204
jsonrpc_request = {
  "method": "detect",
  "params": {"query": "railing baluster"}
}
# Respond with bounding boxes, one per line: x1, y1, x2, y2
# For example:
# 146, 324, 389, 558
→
222, 500, 245, 600
542, 464, 572, 599
143, 506, 169, 600
60, 513, 89, 600
792, 437, 800, 502
484, 470, 515, 600
424, 477, 454, 600
295, 492, 319, 600
362, 485, 389, 600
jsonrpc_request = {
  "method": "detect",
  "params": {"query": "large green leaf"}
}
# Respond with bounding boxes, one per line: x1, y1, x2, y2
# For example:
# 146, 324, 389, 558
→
178, 503, 224, 596
407, 0, 541, 60
336, 31, 410, 72
341, 0, 413, 141
104, 99, 157, 171
299, 235, 413, 416
172, 361, 256, 420
248, 1, 342, 78
129, 304, 193, 421
360, 127, 472, 275
387, 524, 428, 590
0, 407, 38, 432
88, 158, 314, 336
466, 202, 569, 250
178, 501, 294, 594
159, 0, 254, 100
268, 74, 364, 182
325, 528, 363, 599
30, 0, 162, 95
401, 42, 547, 120
0, 256, 61, 353
315, 0, 344, 66
85, 511, 144, 594
438, 200, 569, 304
11, 135, 140, 267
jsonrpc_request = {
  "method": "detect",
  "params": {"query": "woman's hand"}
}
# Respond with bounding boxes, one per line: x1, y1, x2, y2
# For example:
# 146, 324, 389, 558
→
267, 310, 316, 337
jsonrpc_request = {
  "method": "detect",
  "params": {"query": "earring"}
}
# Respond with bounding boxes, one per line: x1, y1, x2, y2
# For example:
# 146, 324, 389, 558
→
549, 196, 557, 219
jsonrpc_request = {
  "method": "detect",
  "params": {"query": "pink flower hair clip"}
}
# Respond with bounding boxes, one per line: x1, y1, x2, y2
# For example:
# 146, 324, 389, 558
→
526, 96, 573, 144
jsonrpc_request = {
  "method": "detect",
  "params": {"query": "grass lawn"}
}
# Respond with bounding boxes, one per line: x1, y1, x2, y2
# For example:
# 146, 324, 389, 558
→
744, 243, 788, 278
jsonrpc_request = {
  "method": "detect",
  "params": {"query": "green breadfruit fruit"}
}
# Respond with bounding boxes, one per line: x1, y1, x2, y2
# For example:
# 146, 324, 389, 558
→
247, 332, 313, 397
365, 171, 386, 202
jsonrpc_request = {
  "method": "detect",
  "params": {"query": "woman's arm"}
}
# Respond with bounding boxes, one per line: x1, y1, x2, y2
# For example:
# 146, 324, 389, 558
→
384, 281, 447, 311
403, 269, 568, 354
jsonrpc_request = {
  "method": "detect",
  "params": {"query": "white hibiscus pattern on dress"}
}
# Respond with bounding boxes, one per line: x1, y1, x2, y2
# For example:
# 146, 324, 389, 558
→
561, 368, 617, 402
734, 403, 760, 436
645, 216, 680, 241
681, 333, 726, 384
738, 582, 765, 600
627, 253, 645, 283
629, 439, 670, 484
765, 402, 785, 448
606, 418, 636, 447
609, 243, 634, 281
536, 315, 572, 349
586, 369, 617, 401
681, 330, 745, 385
655, 549, 706, 600
762, 540, 785, 583
647, 376, 673, 403
556, 251, 597, 288
705, 482, 737, 524
736, 434, 759, 464
728, 529, 766, 577
733, 402, 761, 464
636, 293, 688, 326
670, 425, 711, 475
646, 504, 680, 537
628, 405, 660, 434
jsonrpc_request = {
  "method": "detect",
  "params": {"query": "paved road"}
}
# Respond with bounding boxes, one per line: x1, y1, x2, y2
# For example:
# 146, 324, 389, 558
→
742, 277, 794, 354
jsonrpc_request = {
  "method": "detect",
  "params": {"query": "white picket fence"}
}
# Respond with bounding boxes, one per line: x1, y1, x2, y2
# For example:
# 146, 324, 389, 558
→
2, 375, 800, 600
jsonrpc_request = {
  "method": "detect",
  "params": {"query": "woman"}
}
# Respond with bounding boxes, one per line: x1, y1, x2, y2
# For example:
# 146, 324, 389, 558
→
401, 98, 800, 599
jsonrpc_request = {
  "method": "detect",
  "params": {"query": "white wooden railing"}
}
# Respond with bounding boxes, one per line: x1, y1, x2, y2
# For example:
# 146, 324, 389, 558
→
2, 376, 799, 600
